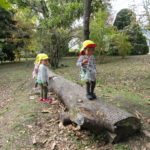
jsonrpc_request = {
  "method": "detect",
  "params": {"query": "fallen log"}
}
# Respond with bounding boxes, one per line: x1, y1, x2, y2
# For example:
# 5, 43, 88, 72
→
48, 70, 141, 143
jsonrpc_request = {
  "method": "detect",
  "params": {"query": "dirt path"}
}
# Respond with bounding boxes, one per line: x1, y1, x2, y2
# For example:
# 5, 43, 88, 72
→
0, 62, 149, 150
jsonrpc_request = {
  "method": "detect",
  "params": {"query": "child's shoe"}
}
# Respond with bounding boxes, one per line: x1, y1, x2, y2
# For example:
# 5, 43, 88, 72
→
91, 93, 97, 99
40, 98, 43, 101
86, 94, 93, 100
43, 98, 52, 104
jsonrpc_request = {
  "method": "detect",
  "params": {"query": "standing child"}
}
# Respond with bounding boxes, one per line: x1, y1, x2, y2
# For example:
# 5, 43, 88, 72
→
77, 40, 97, 100
32, 54, 42, 90
37, 54, 52, 104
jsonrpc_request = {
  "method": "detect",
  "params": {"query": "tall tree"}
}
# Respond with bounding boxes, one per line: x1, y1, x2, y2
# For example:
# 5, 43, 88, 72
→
114, 9, 136, 30
90, 9, 115, 62
14, 0, 83, 68
0, 7, 16, 61
125, 24, 149, 55
13, 8, 36, 60
114, 9, 149, 55
83, 0, 92, 40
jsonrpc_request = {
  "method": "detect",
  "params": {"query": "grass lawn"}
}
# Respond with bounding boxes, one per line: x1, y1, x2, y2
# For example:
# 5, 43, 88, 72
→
0, 58, 149, 150
55, 55, 150, 122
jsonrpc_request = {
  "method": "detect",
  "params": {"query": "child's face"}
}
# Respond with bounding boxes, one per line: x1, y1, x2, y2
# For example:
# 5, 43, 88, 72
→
85, 47, 95, 56
41, 59, 49, 65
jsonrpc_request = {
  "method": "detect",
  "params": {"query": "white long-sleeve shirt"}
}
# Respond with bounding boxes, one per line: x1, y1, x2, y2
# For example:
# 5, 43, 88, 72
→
37, 64, 49, 84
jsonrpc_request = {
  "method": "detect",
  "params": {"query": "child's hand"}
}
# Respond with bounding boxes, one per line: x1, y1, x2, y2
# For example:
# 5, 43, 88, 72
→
35, 68, 38, 73
43, 83, 47, 87
82, 59, 88, 64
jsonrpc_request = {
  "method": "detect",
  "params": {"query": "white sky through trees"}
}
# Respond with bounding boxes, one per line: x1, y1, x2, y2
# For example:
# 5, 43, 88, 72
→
73, 0, 145, 28
112, 0, 144, 17
70, 0, 146, 49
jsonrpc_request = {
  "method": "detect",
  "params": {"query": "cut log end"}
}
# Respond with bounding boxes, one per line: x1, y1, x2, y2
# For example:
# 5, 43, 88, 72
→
113, 117, 141, 143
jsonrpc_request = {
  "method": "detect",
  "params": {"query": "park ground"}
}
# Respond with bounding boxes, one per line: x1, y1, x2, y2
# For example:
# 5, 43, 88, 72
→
0, 55, 150, 150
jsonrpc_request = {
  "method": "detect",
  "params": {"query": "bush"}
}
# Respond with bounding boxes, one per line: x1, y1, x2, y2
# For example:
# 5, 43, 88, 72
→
90, 9, 115, 63
114, 9, 136, 30
125, 24, 149, 55
0, 7, 16, 62
66, 51, 78, 56
109, 32, 132, 58
115, 32, 132, 58
113, 8, 149, 55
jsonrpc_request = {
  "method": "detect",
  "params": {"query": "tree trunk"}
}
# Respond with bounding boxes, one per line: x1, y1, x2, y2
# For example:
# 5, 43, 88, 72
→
83, 0, 92, 40
48, 70, 141, 143
40, 0, 49, 18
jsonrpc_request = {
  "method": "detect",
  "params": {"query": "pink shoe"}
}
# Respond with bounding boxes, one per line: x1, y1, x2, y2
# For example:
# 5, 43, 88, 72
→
43, 98, 52, 104
40, 98, 43, 101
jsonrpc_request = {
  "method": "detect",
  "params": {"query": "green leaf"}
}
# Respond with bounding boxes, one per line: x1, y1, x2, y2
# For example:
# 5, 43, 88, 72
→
0, 0, 11, 10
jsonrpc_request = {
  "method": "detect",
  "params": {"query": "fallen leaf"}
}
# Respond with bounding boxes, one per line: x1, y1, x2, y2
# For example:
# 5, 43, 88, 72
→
58, 122, 65, 129
48, 92, 54, 95
135, 110, 143, 119
77, 99, 83, 103
51, 141, 57, 150
52, 101, 59, 105
29, 96, 35, 100
76, 131, 81, 137
146, 143, 150, 149
143, 130, 150, 138
26, 125, 33, 129
147, 102, 150, 105
101, 94, 111, 98
41, 109, 51, 113
42, 139, 48, 144
146, 118, 150, 124
32, 136, 36, 145
73, 125, 81, 131
67, 124, 73, 130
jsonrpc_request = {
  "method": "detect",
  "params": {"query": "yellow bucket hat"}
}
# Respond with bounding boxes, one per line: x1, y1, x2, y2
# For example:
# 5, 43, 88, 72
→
34, 53, 43, 64
39, 53, 49, 61
80, 40, 97, 52
35, 53, 49, 64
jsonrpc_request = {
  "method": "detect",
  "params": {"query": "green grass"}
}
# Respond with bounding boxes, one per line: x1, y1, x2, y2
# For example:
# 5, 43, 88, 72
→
0, 109, 9, 115
0, 57, 149, 150
18, 103, 35, 115
115, 145, 132, 150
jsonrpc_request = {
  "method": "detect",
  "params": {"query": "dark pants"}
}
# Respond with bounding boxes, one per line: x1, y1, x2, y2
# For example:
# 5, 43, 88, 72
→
35, 82, 38, 88
86, 81, 96, 95
40, 84, 48, 99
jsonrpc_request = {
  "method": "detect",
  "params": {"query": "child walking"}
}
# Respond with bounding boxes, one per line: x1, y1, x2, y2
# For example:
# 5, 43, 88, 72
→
37, 54, 52, 104
77, 40, 97, 100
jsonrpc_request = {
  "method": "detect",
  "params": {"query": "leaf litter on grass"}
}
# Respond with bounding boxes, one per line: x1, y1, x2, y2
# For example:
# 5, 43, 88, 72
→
0, 60, 150, 150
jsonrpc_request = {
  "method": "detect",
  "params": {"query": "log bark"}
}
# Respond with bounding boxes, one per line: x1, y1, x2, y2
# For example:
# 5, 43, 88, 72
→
48, 70, 141, 143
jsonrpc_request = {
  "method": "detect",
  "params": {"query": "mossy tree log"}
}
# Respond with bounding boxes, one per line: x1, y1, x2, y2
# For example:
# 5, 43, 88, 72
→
48, 70, 141, 143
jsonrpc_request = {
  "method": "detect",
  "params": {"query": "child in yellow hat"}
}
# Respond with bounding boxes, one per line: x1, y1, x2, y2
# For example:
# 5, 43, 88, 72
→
32, 53, 43, 90
77, 40, 97, 100
37, 54, 52, 104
